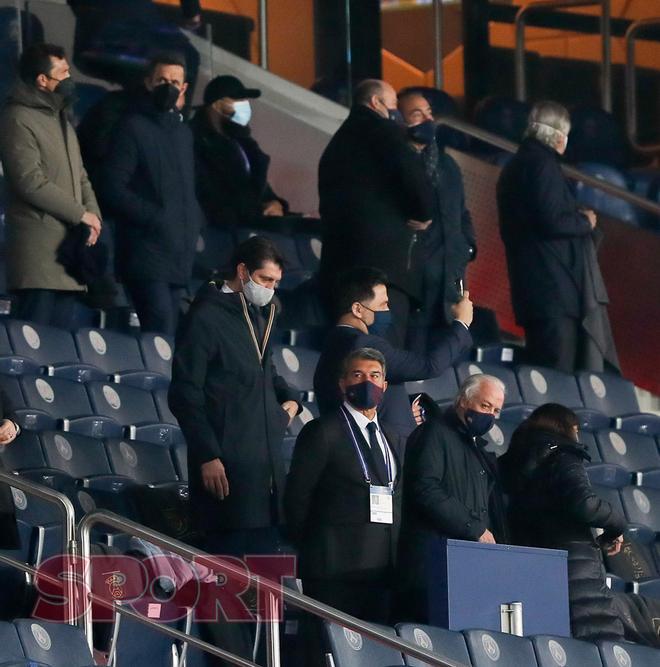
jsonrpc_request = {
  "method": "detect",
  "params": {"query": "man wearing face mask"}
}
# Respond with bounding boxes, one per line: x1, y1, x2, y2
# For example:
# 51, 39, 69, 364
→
314, 266, 473, 439
318, 79, 432, 347
190, 75, 288, 230
395, 373, 509, 622
285, 348, 402, 634
398, 90, 477, 352
0, 43, 102, 326
101, 52, 204, 334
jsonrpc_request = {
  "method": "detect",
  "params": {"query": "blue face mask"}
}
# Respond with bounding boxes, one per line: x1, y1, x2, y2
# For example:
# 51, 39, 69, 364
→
388, 108, 405, 125
408, 119, 437, 145
360, 303, 393, 338
464, 409, 496, 438
345, 380, 384, 410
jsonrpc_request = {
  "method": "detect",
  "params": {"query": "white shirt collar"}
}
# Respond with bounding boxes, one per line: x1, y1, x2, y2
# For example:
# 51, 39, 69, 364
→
221, 281, 234, 293
342, 401, 380, 432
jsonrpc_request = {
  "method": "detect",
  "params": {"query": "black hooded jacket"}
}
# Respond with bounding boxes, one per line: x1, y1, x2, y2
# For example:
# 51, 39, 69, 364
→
168, 282, 300, 533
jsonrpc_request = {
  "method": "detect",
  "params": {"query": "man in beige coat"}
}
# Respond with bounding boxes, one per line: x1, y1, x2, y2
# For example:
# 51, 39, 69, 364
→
0, 43, 102, 327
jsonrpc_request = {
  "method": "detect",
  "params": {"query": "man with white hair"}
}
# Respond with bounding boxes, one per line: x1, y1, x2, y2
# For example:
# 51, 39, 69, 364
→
395, 373, 508, 622
496, 101, 619, 373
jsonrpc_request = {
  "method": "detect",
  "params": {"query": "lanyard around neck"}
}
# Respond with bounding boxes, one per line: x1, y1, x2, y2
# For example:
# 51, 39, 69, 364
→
239, 293, 275, 364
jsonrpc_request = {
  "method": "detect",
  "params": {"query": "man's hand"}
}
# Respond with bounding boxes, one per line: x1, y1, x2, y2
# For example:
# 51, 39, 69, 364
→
0, 419, 18, 445
451, 290, 473, 327
281, 400, 298, 426
407, 219, 432, 232
201, 458, 230, 500
411, 395, 425, 426
478, 529, 496, 544
581, 208, 597, 229
602, 534, 624, 556
263, 200, 284, 217
80, 211, 102, 246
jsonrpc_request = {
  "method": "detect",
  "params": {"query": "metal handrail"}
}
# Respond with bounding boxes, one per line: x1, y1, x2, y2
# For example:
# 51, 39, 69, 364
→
433, 0, 444, 89
515, 0, 612, 111
436, 114, 660, 217
258, 0, 268, 69
625, 18, 660, 155
79, 510, 468, 667
0, 470, 78, 625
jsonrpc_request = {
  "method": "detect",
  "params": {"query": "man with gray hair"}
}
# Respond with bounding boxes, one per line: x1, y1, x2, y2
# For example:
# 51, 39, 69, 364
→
496, 100, 619, 373
395, 373, 508, 622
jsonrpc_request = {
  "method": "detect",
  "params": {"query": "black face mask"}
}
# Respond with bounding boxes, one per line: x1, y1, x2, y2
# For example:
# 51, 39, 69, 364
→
53, 77, 76, 104
152, 83, 180, 112
408, 119, 437, 145
387, 108, 405, 125
345, 381, 384, 411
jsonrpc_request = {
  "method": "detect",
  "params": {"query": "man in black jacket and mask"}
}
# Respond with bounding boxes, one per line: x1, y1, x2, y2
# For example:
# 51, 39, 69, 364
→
318, 79, 432, 346
102, 52, 204, 334
396, 373, 508, 622
190, 75, 288, 229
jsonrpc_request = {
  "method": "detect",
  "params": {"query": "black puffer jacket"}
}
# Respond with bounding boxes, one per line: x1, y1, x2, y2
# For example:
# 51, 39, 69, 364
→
500, 427, 627, 642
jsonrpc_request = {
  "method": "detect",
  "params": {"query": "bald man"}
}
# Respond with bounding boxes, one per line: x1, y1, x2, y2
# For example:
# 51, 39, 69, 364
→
318, 79, 432, 347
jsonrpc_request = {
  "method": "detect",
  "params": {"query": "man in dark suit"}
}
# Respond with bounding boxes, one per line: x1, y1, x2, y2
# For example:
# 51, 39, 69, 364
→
285, 347, 401, 625
497, 100, 619, 373
318, 79, 432, 346
314, 266, 473, 439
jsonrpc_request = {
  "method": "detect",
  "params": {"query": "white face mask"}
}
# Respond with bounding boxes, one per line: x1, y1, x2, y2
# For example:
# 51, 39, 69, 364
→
242, 273, 274, 307
231, 99, 252, 126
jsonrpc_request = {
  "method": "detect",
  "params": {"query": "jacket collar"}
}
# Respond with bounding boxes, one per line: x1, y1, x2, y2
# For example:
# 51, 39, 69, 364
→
7, 80, 67, 113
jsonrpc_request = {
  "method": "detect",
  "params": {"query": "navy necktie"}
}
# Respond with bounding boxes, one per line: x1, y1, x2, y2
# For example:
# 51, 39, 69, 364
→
366, 421, 389, 484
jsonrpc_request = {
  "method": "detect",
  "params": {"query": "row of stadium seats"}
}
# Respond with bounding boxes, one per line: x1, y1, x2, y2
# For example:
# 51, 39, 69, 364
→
325, 621, 660, 667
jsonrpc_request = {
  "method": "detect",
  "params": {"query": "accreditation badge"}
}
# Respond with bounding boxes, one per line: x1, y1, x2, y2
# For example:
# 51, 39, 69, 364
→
369, 485, 393, 524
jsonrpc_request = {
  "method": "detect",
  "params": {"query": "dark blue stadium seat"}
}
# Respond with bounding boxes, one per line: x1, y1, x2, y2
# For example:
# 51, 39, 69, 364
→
271, 345, 320, 400
474, 343, 520, 365
171, 441, 187, 482
295, 234, 322, 272
325, 622, 404, 667
576, 371, 639, 415
515, 365, 583, 407
580, 431, 602, 464
574, 407, 612, 432
153, 389, 178, 425
0, 622, 26, 664
396, 623, 471, 667
138, 333, 174, 378
592, 485, 626, 520
605, 573, 627, 592
620, 486, 660, 532
483, 419, 517, 457
193, 226, 235, 279
405, 368, 459, 404
40, 430, 111, 478
235, 229, 304, 273
0, 321, 12, 355
0, 376, 26, 411
463, 629, 537, 667
614, 414, 660, 437
0, 432, 46, 471
287, 401, 319, 437
455, 362, 522, 404
635, 578, 660, 599
532, 634, 603, 667
86, 381, 158, 426
574, 163, 639, 225
598, 640, 660, 667
585, 463, 630, 488
105, 438, 179, 484
499, 404, 536, 424
595, 430, 660, 472
14, 619, 95, 667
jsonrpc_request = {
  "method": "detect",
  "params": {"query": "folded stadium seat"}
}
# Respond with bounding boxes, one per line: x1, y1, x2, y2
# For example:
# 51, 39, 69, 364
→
482, 419, 517, 457
0, 375, 25, 412
324, 622, 405, 667
598, 640, 660, 667
585, 463, 630, 488
74, 327, 168, 391
515, 365, 583, 408
170, 441, 187, 482
395, 623, 472, 667
0, 622, 28, 664
235, 228, 305, 274
287, 401, 319, 437
295, 234, 323, 273
532, 634, 603, 667
17, 375, 122, 438
193, 226, 235, 280
85, 381, 183, 445
576, 371, 660, 436
463, 629, 537, 667
14, 619, 95, 667
0, 431, 47, 471
4, 320, 105, 383
605, 573, 628, 592
104, 438, 179, 484
474, 343, 522, 365
592, 485, 626, 520
138, 333, 174, 378
455, 362, 523, 405
152, 388, 178, 425
0, 321, 41, 376
620, 486, 660, 532
574, 163, 640, 226
109, 598, 186, 667
634, 578, 660, 599
580, 431, 603, 463
0, 320, 12, 354
573, 408, 611, 433
276, 326, 327, 351
595, 430, 660, 473
405, 368, 459, 405
271, 345, 320, 401
38, 430, 112, 480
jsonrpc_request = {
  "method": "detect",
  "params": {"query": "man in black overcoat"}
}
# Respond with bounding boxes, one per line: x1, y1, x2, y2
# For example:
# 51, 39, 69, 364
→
318, 79, 432, 346
497, 100, 619, 373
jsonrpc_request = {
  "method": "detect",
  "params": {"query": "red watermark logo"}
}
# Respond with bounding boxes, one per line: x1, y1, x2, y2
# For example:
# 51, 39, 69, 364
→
32, 553, 297, 624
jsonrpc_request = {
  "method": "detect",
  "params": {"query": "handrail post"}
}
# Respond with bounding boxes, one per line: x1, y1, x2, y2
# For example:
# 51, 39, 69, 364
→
345, 0, 353, 107
265, 590, 281, 667
259, 0, 268, 69
433, 0, 444, 89
600, 0, 612, 111
14, 0, 23, 56
205, 22, 214, 77
514, 7, 527, 101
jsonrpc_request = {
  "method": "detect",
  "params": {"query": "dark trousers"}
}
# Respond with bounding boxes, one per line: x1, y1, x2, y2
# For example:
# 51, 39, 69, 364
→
525, 317, 604, 374
386, 286, 411, 348
125, 281, 186, 335
14, 289, 78, 329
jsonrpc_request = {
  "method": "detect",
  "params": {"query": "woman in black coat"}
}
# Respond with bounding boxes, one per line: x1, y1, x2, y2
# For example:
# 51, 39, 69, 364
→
500, 403, 627, 642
